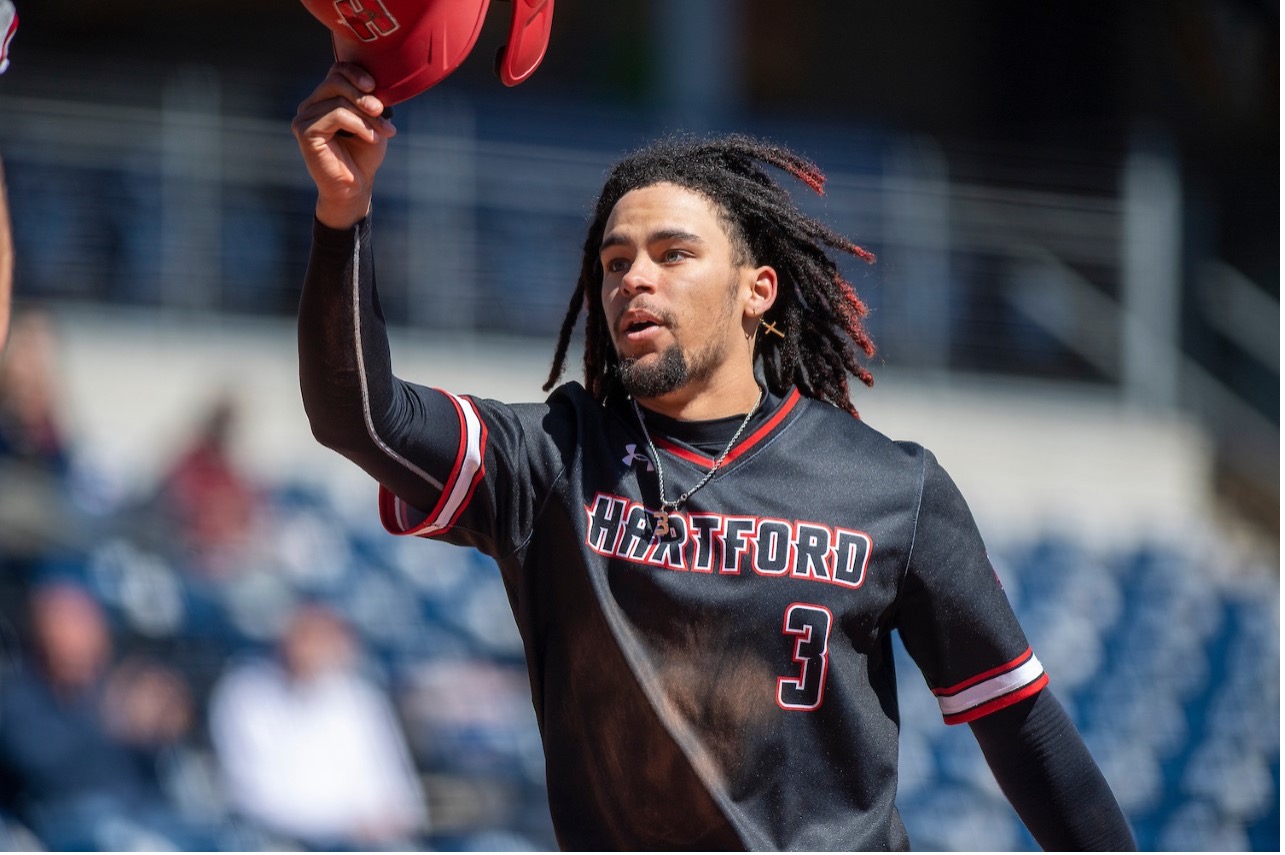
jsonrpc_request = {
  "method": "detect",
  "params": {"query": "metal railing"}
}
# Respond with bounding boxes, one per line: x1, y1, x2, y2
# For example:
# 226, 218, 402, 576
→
0, 61, 1276, 506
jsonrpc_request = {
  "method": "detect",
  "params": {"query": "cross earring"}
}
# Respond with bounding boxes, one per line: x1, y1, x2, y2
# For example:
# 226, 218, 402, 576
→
761, 319, 784, 339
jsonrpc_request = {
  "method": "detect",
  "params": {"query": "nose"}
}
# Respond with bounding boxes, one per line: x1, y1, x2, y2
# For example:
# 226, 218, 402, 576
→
619, 256, 657, 296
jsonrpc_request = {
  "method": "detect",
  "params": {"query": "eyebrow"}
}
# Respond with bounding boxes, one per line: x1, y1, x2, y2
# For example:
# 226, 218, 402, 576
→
600, 228, 705, 254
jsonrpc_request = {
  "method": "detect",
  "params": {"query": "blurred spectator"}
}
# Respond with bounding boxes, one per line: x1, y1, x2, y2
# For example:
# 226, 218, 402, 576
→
101, 656, 196, 752
208, 602, 429, 850
0, 580, 214, 850
153, 393, 262, 578
0, 309, 80, 568
0, 309, 69, 474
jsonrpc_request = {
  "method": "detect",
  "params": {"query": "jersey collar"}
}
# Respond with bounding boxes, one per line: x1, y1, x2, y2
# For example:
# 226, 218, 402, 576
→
648, 387, 802, 469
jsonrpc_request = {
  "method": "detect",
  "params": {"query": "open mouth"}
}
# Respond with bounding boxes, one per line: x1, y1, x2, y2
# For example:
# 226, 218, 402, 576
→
617, 308, 666, 340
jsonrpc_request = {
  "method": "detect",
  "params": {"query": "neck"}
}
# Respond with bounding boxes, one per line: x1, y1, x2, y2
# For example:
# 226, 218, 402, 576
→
635, 372, 762, 420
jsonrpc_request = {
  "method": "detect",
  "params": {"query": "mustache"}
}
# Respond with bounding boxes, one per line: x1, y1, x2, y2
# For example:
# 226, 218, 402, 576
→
610, 302, 675, 333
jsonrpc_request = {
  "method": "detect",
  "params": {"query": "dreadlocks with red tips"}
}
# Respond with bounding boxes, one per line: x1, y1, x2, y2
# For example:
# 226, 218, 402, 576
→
542, 133, 878, 417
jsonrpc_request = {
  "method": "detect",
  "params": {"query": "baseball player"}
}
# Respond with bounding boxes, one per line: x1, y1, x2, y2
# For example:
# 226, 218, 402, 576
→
292, 63, 1136, 850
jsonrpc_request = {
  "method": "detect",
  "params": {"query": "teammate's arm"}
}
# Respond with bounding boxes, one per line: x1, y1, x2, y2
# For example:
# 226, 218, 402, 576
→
0, 153, 13, 352
0, 2, 18, 352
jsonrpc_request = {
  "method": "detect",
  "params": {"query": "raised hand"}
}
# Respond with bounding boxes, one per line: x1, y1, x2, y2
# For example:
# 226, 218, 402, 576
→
291, 63, 398, 229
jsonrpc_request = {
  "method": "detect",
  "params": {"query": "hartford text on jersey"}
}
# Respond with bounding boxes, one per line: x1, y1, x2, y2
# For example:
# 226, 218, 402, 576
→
585, 492, 872, 587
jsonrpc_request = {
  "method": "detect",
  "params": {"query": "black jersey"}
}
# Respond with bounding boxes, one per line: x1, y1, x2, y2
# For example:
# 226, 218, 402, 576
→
294, 219, 1137, 850
376, 381, 1046, 850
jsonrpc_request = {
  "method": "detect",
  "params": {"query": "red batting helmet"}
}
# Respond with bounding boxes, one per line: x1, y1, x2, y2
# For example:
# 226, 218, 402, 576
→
298, 0, 554, 105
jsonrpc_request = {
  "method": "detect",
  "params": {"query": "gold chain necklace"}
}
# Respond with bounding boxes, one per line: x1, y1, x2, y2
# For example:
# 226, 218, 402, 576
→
631, 388, 764, 537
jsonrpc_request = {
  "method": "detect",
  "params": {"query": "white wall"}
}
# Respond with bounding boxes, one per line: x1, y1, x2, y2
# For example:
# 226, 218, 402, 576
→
45, 306, 1216, 550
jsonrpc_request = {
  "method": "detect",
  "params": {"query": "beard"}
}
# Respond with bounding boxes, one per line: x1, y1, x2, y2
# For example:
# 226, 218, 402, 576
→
617, 343, 689, 398
616, 337, 726, 399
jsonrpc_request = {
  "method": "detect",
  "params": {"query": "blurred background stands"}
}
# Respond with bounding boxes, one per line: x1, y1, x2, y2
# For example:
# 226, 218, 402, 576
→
0, 1, 1277, 851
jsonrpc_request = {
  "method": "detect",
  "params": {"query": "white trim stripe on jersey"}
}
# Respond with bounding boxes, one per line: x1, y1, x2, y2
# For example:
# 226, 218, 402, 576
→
382, 391, 485, 537
934, 651, 1045, 720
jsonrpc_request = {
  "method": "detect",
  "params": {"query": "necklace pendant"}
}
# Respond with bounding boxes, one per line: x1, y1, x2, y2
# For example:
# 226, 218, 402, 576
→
653, 510, 671, 538
632, 389, 763, 544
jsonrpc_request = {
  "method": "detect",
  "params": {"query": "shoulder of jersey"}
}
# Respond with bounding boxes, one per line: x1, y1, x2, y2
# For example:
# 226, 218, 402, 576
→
796, 395, 927, 460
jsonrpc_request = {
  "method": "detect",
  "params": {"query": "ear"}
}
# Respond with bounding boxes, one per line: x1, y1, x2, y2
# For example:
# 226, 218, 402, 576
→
744, 265, 778, 319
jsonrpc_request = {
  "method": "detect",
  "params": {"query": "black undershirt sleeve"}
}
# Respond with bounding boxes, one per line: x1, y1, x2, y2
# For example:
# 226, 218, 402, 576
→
970, 688, 1137, 851
298, 216, 460, 514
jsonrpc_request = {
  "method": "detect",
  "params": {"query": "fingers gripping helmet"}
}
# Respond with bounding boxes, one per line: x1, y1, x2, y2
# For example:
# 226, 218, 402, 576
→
299, 0, 554, 105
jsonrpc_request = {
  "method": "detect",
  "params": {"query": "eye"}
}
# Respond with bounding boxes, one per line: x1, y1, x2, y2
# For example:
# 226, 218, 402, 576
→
603, 256, 629, 274
661, 248, 689, 263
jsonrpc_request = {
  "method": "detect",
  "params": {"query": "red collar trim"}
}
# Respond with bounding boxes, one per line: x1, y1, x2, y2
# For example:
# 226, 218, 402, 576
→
653, 388, 802, 468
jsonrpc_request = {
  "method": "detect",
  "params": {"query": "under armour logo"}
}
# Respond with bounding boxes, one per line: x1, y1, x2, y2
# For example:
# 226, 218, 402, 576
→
622, 444, 654, 472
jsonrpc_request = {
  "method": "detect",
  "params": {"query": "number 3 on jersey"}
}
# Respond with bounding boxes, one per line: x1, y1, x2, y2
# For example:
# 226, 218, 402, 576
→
776, 603, 833, 711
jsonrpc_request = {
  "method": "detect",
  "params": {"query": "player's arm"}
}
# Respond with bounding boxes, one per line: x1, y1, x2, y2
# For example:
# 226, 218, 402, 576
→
895, 449, 1134, 850
293, 64, 463, 514
969, 689, 1135, 850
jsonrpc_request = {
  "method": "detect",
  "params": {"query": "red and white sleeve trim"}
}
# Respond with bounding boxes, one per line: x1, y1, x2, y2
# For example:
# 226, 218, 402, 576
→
0, 2, 16, 75
378, 391, 487, 537
933, 648, 1048, 725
